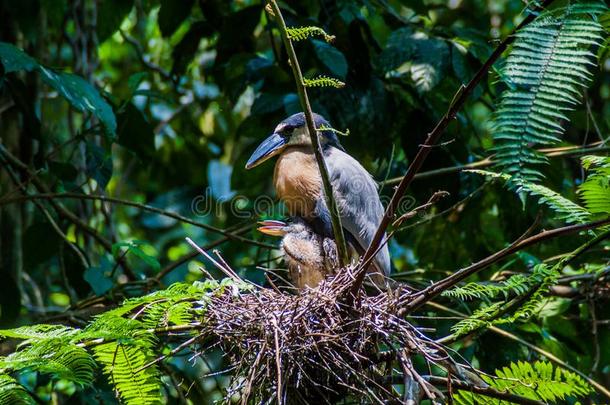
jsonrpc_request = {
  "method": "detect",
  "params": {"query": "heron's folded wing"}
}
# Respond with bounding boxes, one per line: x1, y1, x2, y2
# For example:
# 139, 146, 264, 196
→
317, 148, 391, 276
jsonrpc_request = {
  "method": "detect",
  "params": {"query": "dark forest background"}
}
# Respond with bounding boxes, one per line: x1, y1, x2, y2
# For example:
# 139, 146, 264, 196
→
0, 0, 609, 403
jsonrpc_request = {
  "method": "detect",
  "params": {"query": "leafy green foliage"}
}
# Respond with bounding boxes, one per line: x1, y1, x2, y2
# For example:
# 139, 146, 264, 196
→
448, 264, 558, 337
492, 1, 608, 184
286, 26, 334, 42
379, 28, 450, 92
454, 361, 592, 404
0, 330, 96, 387
0, 42, 117, 135
0, 280, 243, 404
1, 0, 610, 403
468, 170, 591, 223
158, 0, 195, 38
97, 0, 135, 42
579, 155, 610, 215
443, 272, 534, 301
312, 39, 348, 80
0, 375, 32, 405
0, 42, 37, 72
112, 240, 161, 272
93, 340, 162, 405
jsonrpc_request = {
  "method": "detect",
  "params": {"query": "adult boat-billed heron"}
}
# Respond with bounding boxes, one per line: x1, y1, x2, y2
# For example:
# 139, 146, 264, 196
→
258, 218, 338, 289
245, 112, 391, 279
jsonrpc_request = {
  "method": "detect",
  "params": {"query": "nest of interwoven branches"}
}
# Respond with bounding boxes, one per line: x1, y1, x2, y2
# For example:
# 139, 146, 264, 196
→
194, 264, 460, 404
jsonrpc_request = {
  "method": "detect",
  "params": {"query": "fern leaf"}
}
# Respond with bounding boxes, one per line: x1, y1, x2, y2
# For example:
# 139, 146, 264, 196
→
501, 265, 560, 322
94, 339, 162, 405
286, 26, 334, 42
303, 75, 345, 88
579, 155, 610, 215
447, 265, 557, 338
0, 375, 32, 405
453, 361, 591, 404
0, 343, 96, 386
0, 324, 79, 340
468, 169, 591, 223
492, 1, 608, 184
443, 273, 531, 301
449, 302, 503, 337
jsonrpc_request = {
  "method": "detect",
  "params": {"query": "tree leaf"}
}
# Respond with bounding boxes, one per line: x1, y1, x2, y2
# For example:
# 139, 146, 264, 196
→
129, 246, 160, 272
0, 42, 38, 73
23, 220, 61, 269
158, 0, 195, 37
39, 67, 117, 135
0, 43, 117, 135
312, 39, 348, 80
83, 263, 114, 296
171, 21, 215, 76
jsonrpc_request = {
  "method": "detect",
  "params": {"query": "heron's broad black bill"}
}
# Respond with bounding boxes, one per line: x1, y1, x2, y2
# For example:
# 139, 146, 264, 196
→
245, 133, 286, 169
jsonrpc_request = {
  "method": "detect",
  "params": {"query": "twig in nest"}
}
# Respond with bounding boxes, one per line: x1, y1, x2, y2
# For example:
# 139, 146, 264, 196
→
185, 237, 242, 282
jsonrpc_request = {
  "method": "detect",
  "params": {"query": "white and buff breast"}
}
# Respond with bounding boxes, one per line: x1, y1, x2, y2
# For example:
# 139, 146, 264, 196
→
273, 146, 322, 219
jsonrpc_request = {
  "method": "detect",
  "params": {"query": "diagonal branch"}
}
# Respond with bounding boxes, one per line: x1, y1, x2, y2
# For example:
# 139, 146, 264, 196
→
405, 217, 610, 312
267, 0, 349, 266
350, 0, 558, 294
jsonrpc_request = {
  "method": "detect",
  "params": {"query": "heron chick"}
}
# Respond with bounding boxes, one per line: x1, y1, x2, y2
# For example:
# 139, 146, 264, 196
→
258, 218, 338, 290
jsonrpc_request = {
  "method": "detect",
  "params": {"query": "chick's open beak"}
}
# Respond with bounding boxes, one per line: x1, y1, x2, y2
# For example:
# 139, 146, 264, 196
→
257, 220, 288, 237
245, 133, 286, 169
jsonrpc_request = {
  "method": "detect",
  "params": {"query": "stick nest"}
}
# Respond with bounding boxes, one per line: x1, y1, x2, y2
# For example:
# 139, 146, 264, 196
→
200, 268, 449, 404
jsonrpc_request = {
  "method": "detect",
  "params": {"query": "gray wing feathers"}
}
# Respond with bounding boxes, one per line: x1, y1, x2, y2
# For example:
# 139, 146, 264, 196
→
324, 148, 391, 276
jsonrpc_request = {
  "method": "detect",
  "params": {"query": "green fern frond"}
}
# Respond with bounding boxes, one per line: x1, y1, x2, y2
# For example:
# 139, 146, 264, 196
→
492, 1, 608, 185
443, 273, 531, 301
286, 26, 335, 42
447, 265, 557, 338
303, 75, 345, 88
83, 281, 218, 332
454, 361, 591, 404
449, 302, 503, 337
142, 301, 194, 329
601, 11, 610, 31
94, 340, 162, 405
468, 169, 591, 223
0, 343, 96, 386
579, 155, 610, 215
0, 375, 32, 405
0, 279, 243, 403
501, 266, 560, 322
0, 324, 79, 340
